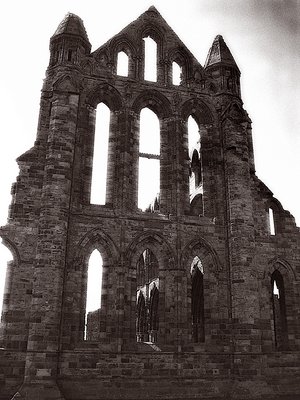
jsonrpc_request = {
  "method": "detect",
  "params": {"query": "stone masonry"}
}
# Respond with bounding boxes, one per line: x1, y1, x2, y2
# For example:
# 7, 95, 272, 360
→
0, 7, 299, 400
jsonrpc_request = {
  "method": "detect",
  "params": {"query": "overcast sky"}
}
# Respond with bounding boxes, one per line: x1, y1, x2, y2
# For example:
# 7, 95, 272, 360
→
0, 0, 299, 308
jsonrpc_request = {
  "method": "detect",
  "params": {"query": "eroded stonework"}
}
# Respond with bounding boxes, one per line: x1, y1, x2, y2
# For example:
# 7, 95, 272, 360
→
0, 7, 299, 400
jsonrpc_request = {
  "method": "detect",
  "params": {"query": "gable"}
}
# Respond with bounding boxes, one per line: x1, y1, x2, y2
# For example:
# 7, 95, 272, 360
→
91, 6, 203, 80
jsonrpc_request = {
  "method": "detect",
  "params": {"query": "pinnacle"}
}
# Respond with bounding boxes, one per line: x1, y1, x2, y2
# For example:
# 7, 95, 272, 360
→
147, 5, 159, 12
205, 34, 239, 71
52, 12, 90, 43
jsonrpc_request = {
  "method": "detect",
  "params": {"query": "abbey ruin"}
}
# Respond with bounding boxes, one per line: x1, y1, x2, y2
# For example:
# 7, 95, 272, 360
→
0, 7, 299, 400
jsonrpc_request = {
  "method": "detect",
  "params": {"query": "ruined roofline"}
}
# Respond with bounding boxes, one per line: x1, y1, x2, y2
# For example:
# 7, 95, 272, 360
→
90, 6, 204, 71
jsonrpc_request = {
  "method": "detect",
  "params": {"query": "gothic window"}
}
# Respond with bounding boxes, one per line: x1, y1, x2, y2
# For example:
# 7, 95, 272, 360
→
117, 51, 129, 76
149, 284, 159, 343
191, 256, 205, 342
67, 49, 75, 62
90, 103, 110, 205
136, 249, 159, 343
143, 37, 157, 81
271, 270, 288, 349
138, 108, 160, 211
172, 61, 182, 85
268, 207, 276, 235
136, 292, 147, 342
84, 249, 103, 340
188, 116, 202, 197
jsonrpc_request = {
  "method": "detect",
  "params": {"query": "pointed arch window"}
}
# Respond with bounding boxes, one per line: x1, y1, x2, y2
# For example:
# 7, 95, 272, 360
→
268, 208, 276, 235
188, 116, 202, 197
67, 49, 75, 62
136, 249, 159, 343
84, 249, 103, 340
191, 256, 205, 342
144, 37, 157, 81
172, 61, 182, 85
149, 284, 159, 343
117, 51, 129, 76
91, 103, 110, 205
138, 108, 160, 211
136, 292, 147, 342
271, 270, 288, 349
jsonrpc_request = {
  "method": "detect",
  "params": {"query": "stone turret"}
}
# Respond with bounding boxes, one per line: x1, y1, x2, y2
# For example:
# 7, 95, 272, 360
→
205, 35, 241, 96
49, 12, 91, 67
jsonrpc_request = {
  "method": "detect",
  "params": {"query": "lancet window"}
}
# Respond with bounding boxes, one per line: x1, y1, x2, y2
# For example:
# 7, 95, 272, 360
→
136, 249, 159, 342
90, 103, 110, 205
117, 51, 129, 76
191, 256, 205, 342
143, 37, 157, 81
138, 108, 160, 212
271, 270, 288, 349
188, 116, 202, 197
84, 249, 103, 340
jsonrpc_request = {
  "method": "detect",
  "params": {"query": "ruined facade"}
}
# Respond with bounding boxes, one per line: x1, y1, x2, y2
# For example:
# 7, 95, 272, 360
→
0, 7, 300, 400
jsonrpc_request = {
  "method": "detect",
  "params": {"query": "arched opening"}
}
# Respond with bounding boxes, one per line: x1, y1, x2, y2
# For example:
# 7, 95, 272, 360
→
84, 249, 103, 340
136, 292, 147, 342
91, 103, 110, 205
136, 248, 159, 342
149, 284, 159, 343
138, 108, 160, 211
0, 243, 13, 319
172, 61, 182, 85
191, 256, 204, 342
271, 270, 288, 349
269, 208, 276, 235
143, 37, 157, 82
117, 51, 129, 76
188, 116, 202, 197
67, 49, 75, 62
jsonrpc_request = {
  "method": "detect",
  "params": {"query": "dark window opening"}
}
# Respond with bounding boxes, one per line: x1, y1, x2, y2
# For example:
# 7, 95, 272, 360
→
191, 256, 205, 342
67, 49, 74, 62
136, 292, 147, 342
136, 249, 159, 343
271, 270, 288, 349
149, 284, 159, 343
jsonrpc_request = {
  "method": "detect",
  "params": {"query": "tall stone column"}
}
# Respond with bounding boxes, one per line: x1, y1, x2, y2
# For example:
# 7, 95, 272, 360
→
12, 91, 79, 399
223, 109, 261, 354
160, 116, 190, 216
107, 110, 138, 211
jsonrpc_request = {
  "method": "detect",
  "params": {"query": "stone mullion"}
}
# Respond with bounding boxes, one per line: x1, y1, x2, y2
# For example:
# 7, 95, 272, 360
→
124, 111, 139, 211
109, 110, 137, 211
24, 93, 79, 383
200, 124, 223, 219
163, 117, 189, 216
105, 111, 119, 207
